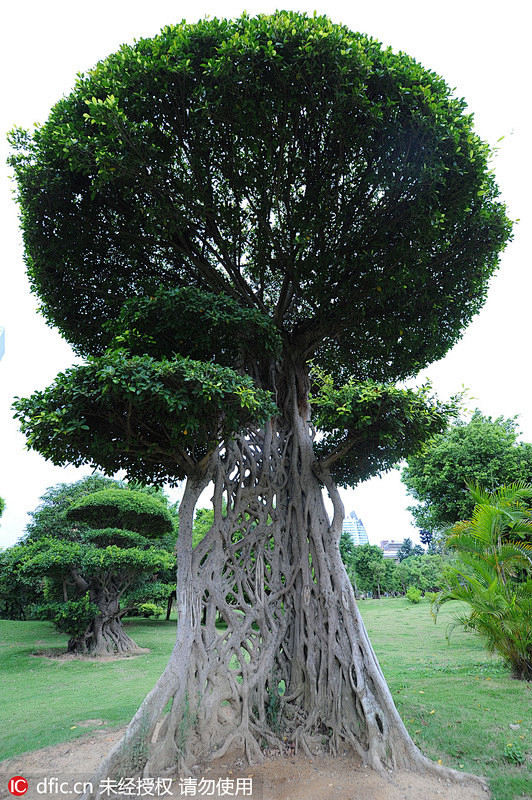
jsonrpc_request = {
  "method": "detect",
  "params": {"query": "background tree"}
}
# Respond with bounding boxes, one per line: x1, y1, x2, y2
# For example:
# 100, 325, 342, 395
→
395, 554, 445, 594
17, 479, 176, 653
396, 537, 425, 562
419, 529, 433, 548
0, 497, 5, 517
351, 544, 386, 596
369, 559, 387, 600
402, 411, 532, 532
343, 543, 401, 597
339, 529, 359, 593
383, 559, 400, 595
9, 11, 511, 789
0, 545, 41, 620
433, 484, 532, 680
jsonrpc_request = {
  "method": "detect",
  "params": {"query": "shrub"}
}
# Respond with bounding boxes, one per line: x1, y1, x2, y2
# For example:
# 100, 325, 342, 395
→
35, 593, 99, 638
406, 586, 422, 604
433, 484, 532, 680
139, 602, 164, 619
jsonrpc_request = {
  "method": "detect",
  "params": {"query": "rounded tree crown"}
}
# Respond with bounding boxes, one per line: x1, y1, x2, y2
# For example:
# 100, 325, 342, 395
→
9, 11, 511, 384
67, 489, 174, 537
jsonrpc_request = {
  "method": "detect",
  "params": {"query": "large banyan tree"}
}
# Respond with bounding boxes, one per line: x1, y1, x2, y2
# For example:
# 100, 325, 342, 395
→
10, 11, 511, 793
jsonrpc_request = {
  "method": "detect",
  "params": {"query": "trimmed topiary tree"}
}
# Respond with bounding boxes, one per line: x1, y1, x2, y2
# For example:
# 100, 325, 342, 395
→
67, 488, 175, 538
9, 11, 511, 791
19, 485, 175, 654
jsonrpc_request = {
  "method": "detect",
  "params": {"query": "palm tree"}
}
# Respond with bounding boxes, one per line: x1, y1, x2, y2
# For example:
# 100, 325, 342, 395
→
432, 483, 532, 680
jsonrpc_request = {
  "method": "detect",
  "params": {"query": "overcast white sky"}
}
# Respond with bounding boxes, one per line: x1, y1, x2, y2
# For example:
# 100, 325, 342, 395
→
1, 0, 531, 549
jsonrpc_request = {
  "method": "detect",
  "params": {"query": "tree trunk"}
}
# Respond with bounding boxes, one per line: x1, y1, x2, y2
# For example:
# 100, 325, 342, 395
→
165, 591, 175, 621
81, 361, 486, 796
68, 587, 142, 656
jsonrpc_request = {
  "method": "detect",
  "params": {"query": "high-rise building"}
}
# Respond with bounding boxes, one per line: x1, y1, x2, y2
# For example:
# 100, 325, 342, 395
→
379, 540, 402, 560
342, 510, 369, 546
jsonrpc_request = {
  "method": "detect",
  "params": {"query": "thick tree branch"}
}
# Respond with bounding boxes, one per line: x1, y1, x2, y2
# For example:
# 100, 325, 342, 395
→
70, 568, 89, 593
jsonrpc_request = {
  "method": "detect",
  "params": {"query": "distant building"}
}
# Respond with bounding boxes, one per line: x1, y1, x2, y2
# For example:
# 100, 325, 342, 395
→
0, 327, 4, 361
380, 540, 402, 560
343, 511, 369, 546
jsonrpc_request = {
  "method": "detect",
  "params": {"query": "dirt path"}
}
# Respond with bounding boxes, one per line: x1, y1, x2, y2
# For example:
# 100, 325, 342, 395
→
0, 725, 490, 799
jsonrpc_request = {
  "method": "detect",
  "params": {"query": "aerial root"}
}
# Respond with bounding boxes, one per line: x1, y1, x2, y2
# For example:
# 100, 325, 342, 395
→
414, 752, 489, 790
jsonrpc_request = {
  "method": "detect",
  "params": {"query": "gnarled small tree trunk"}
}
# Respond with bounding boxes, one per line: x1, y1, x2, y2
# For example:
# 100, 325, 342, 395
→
68, 585, 142, 656
81, 361, 486, 796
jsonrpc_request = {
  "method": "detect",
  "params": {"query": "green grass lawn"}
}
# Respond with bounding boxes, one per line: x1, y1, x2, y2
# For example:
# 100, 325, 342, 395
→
357, 598, 531, 800
1, 601, 530, 799
0, 617, 177, 760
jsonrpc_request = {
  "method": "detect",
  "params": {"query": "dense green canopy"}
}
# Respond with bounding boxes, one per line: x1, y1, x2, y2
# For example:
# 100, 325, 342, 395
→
67, 488, 175, 536
13, 351, 278, 484
311, 371, 460, 486
9, 12, 511, 489
402, 411, 532, 531
10, 12, 510, 374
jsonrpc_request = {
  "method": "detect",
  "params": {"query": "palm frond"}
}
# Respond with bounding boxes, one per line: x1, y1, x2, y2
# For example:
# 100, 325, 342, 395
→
436, 483, 532, 679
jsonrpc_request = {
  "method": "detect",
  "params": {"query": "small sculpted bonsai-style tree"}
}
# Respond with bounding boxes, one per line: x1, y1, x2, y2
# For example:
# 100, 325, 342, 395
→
18, 484, 176, 654
9, 12, 512, 791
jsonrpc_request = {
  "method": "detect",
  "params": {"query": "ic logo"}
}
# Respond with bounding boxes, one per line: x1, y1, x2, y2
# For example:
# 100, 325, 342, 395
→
8, 776, 28, 796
